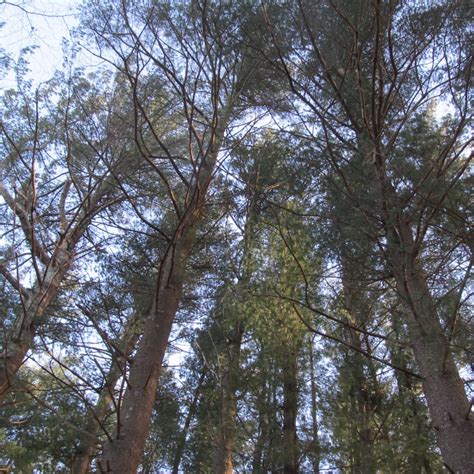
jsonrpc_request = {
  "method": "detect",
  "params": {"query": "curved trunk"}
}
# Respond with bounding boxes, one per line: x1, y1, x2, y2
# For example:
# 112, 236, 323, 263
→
381, 178, 474, 472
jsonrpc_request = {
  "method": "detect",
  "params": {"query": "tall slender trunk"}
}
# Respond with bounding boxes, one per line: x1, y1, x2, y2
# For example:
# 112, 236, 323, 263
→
252, 379, 269, 472
282, 349, 298, 474
263, 358, 278, 473
214, 179, 258, 473
253, 416, 269, 473
71, 365, 119, 474
171, 371, 205, 474
252, 351, 273, 473
213, 324, 243, 474
308, 338, 320, 474
341, 257, 377, 474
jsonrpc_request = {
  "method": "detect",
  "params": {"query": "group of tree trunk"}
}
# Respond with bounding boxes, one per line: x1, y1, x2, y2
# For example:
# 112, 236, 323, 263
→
0, 0, 472, 472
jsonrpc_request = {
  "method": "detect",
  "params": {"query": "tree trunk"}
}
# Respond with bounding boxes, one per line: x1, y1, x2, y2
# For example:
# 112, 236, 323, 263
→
98, 102, 231, 471
71, 332, 139, 474
214, 183, 257, 473
397, 259, 474, 473
0, 251, 71, 403
263, 359, 278, 473
282, 350, 298, 474
0, 333, 33, 404
252, 409, 269, 472
171, 371, 205, 474
213, 322, 243, 474
380, 177, 474, 472
0, 176, 114, 404
98, 239, 189, 472
340, 256, 377, 474
308, 338, 320, 474
252, 356, 270, 473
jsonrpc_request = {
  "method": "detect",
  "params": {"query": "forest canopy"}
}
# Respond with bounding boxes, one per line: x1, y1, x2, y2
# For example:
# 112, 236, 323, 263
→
0, 0, 472, 472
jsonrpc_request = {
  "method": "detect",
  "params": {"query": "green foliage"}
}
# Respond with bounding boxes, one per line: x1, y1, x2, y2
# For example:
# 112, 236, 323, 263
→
0, 365, 90, 472
0, 0, 471, 471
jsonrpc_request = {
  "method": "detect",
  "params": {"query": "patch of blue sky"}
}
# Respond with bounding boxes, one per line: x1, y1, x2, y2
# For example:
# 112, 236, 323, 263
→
0, 0, 107, 89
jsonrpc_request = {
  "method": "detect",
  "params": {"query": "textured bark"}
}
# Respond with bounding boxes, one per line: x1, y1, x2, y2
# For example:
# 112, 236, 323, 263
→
282, 351, 298, 474
98, 240, 189, 472
379, 176, 474, 472
397, 259, 474, 473
98, 96, 232, 470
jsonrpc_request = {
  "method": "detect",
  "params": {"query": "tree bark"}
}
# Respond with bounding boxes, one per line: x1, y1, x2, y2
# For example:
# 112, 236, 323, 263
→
0, 241, 73, 403
282, 350, 298, 474
213, 322, 243, 474
98, 100, 232, 471
396, 256, 474, 473
308, 338, 320, 474
71, 332, 138, 474
98, 238, 190, 472
380, 175, 474, 473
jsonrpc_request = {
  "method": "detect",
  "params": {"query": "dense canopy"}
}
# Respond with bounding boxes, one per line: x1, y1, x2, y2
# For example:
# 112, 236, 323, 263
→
0, 0, 472, 472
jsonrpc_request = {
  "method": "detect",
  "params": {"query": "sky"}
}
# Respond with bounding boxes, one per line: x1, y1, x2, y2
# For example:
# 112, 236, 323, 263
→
0, 0, 96, 87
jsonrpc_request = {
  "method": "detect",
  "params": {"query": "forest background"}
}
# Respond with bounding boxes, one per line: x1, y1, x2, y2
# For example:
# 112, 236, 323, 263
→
0, 0, 472, 472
